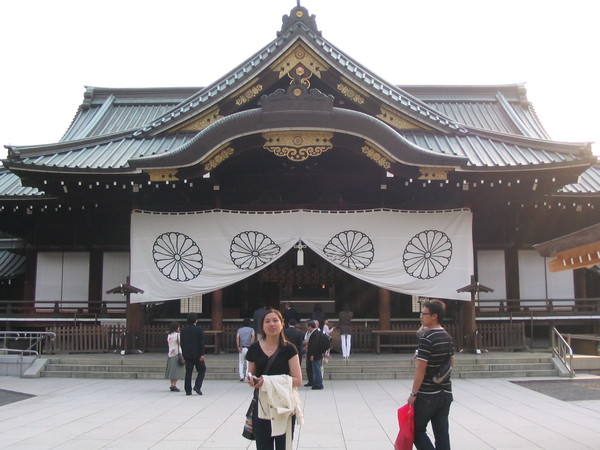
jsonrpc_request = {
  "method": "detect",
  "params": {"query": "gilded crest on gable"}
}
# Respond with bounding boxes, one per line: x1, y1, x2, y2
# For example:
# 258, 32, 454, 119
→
271, 42, 329, 79
263, 131, 334, 162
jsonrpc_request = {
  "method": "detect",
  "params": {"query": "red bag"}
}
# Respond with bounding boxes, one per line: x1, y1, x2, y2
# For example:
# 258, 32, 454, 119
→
394, 404, 414, 450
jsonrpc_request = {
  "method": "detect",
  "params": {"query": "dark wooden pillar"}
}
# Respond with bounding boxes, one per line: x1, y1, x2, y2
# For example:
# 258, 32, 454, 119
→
88, 249, 103, 314
211, 289, 223, 330
461, 297, 477, 352
378, 288, 391, 330
126, 300, 142, 352
573, 268, 587, 298
211, 289, 224, 354
505, 247, 520, 310
23, 249, 37, 303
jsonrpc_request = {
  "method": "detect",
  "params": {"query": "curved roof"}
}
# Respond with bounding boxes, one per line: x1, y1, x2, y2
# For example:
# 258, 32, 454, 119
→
1, 4, 597, 197
130, 86, 468, 171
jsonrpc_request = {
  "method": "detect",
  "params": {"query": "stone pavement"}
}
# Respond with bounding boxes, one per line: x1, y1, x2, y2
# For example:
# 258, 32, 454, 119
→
1, 368, 600, 450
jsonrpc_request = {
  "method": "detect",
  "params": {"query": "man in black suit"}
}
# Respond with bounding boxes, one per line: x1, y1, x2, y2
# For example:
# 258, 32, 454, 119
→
283, 319, 304, 365
180, 312, 206, 396
306, 320, 328, 390
282, 302, 300, 327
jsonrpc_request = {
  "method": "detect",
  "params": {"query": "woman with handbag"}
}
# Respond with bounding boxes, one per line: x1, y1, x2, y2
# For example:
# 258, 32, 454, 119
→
165, 321, 185, 392
245, 309, 303, 450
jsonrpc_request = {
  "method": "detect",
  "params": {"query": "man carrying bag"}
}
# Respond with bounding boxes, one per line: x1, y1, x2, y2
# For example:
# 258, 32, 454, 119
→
407, 300, 454, 450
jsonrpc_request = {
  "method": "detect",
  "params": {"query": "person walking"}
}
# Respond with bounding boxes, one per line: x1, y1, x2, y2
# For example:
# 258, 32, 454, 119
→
338, 303, 353, 360
236, 318, 255, 381
180, 312, 206, 396
164, 321, 184, 392
407, 300, 454, 450
246, 308, 303, 450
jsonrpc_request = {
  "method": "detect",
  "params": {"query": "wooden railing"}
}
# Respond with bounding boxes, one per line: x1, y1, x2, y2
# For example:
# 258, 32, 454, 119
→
6, 317, 525, 354
476, 298, 600, 319
3, 298, 599, 324
0, 299, 127, 322
47, 325, 126, 353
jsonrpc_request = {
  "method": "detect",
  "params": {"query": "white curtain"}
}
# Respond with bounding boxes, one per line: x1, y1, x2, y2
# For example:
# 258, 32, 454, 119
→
130, 209, 473, 303
35, 252, 89, 309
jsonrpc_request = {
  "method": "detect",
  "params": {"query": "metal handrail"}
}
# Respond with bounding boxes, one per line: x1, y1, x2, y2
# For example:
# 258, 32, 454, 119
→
551, 327, 574, 377
0, 347, 40, 378
0, 331, 56, 354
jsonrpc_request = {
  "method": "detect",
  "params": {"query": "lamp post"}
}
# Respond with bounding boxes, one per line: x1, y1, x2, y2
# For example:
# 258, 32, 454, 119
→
457, 275, 493, 354
106, 280, 144, 355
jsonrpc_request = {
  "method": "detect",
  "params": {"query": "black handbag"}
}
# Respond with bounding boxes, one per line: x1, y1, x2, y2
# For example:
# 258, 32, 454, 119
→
242, 347, 280, 440
432, 356, 452, 384
177, 339, 185, 366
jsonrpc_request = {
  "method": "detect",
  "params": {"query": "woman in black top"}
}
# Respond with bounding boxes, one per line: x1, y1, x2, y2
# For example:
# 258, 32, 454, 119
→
246, 309, 302, 449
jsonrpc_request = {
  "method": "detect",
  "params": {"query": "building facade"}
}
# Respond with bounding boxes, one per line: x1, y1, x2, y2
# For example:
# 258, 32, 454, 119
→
1, 5, 599, 349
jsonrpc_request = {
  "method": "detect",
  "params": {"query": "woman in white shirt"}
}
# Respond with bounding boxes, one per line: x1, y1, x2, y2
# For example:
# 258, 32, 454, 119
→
165, 321, 185, 392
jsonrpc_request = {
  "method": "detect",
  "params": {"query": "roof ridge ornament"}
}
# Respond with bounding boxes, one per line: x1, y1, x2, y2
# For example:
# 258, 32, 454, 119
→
279, 4, 320, 36
259, 82, 333, 114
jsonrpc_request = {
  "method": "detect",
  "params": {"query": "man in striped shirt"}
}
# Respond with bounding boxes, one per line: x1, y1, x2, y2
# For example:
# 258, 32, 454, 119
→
407, 300, 454, 450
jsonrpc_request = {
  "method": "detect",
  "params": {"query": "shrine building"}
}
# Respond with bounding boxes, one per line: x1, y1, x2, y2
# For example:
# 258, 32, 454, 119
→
1, 4, 599, 353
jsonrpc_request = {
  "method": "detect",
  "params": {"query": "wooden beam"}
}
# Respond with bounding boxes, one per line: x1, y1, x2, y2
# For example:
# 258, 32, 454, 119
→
548, 242, 600, 272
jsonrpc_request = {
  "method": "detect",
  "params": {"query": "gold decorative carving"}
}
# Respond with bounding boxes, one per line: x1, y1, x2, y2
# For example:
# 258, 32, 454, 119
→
337, 83, 365, 104
288, 66, 313, 88
234, 84, 264, 106
263, 131, 334, 162
361, 142, 392, 170
147, 169, 179, 182
203, 144, 235, 171
418, 167, 452, 180
171, 106, 223, 132
377, 105, 423, 130
271, 42, 329, 79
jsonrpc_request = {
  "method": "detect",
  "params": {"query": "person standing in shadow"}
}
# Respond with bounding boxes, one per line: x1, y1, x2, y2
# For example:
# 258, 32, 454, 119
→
310, 304, 326, 331
180, 312, 206, 396
283, 319, 304, 365
283, 302, 300, 327
253, 303, 269, 341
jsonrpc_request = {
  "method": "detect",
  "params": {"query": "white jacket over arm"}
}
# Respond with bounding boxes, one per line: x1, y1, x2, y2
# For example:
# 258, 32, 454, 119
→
259, 374, 304, 446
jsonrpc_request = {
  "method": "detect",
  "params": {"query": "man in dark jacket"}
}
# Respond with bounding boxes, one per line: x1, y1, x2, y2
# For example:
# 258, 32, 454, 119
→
180, 312, 206, 396
283, 319, 304, 364
306, 320, 328, 390
283, 302, 300, 327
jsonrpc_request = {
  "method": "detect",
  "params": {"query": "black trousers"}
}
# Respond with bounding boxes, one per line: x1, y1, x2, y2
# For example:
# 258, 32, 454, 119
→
253, 399, 296, 450
305, 358, 313, 385
184, 358, 206, 394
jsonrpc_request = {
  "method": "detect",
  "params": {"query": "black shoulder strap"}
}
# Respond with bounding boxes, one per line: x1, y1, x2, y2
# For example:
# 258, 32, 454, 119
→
264, 346, 280, 375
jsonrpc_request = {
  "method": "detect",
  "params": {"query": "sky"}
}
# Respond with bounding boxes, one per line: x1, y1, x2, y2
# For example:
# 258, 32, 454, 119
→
1, 0, 598, 160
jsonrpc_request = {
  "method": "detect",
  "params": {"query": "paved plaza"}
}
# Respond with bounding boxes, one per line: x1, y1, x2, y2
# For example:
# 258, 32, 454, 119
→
1, 363, 600, 450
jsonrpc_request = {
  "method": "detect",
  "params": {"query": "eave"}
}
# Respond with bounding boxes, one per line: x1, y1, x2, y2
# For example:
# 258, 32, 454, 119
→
534, 223, 600, 272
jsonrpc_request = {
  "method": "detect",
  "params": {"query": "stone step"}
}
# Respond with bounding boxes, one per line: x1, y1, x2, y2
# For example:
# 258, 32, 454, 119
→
457, 369, 559, 379
41, 367, 558, 380
39, 353, 559, 379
